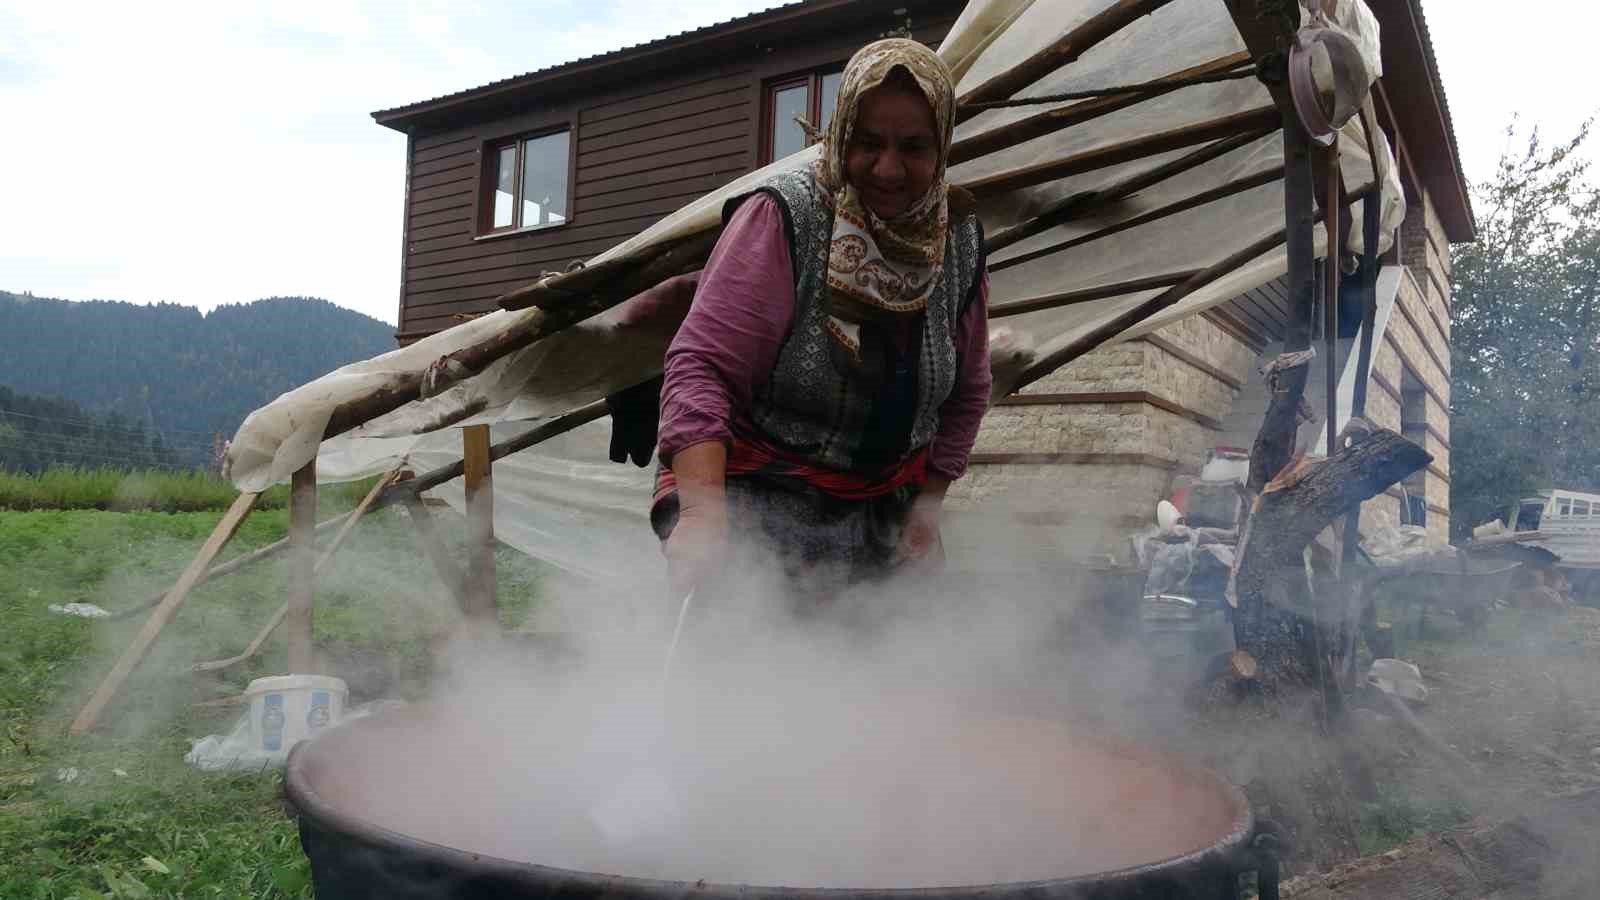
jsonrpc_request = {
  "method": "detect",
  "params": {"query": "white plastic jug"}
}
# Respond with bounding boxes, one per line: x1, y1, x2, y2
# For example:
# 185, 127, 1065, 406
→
245, 674, 348, 754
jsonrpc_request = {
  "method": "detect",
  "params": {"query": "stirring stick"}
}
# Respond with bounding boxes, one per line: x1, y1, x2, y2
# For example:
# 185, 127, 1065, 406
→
660, 590, 695, 689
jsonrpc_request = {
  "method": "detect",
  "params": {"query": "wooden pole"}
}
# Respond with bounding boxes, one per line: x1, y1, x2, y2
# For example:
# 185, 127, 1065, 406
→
191, 470, 401, 674
984, 128, 1273, 257
285, 461, 317, 672
461, 424, 497, 621
989, 270, 1201, 318
955, 0, 1179, 120
400, 494, 466, 608
989, 166, 1282, 273
70, 491, 258, 735
1323, 142, 1343, 459
106, 510, 355, 620
966, 105, 1279, 198
1341, 190, 1383, 570
949, 51, 1252, 164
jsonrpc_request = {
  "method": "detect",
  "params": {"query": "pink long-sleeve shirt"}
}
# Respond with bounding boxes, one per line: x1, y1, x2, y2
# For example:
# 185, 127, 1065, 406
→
659, 192, 991, 482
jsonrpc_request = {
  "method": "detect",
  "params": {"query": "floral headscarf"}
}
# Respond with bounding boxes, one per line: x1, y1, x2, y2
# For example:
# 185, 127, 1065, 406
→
812, 38, 956, 359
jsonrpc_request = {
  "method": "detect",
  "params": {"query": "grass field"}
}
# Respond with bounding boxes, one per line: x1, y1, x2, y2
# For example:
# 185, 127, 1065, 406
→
0, 475, 549, 898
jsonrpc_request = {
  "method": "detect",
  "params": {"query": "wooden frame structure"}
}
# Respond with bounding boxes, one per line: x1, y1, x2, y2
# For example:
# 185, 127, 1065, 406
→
72, 0, 1410, 734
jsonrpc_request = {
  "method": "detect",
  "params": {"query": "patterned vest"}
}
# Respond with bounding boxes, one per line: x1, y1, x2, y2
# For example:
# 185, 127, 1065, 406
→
728, 169, 984, 474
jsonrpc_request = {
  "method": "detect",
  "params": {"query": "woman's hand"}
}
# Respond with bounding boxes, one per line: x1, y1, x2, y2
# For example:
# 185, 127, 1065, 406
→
893, 477, 950, 568
664, 441, 729, 596
666, 501, 728, 596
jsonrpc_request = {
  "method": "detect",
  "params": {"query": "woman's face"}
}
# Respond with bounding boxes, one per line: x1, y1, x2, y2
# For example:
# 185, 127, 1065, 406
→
844, 82, 940, 220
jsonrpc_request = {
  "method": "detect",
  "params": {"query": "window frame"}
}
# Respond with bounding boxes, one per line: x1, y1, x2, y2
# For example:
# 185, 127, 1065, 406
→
478, 126, 576, 237
760, 66, 844, 166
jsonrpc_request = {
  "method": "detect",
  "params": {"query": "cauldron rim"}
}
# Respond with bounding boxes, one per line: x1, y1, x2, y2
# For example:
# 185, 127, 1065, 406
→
285, 707, 1255, 898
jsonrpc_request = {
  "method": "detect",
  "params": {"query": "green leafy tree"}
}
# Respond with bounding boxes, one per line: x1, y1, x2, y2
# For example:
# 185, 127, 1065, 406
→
1451, 121, 1600, 534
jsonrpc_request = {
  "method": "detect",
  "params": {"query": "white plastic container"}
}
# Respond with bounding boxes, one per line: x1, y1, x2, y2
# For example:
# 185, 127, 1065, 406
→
245, 674, 348, 754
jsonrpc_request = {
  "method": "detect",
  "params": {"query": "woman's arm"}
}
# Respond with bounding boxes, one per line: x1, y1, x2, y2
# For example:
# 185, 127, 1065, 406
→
657, 193, 796, 466
657, 192, 796, 591
926, 271, 993, 482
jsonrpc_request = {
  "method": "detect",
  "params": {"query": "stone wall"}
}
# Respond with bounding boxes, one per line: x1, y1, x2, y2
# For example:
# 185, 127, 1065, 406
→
950, 187, 1457, 562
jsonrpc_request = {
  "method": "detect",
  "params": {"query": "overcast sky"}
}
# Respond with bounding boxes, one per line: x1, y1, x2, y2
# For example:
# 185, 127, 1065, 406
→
1, 1, 1594, 326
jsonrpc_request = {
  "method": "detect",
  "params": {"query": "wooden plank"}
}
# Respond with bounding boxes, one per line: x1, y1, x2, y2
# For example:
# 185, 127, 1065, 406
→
956, 0, 1179, 116
996, 390, 1223, 430
407, 232, 622, 273
580, 69, 752, 126
576, 137, 748, 183
578, 104, 750, 154
414, 132, 477, 156
406, 170, 473, 198
964, 105, 1280, 198
285, 461, 317, 673
400, 494, 465, 608
408, 260, 551, 295
411, 193, 474, 217
70, 491, 259, 735
462, 425, 497, 621
579, 122, 748, 170
1203, 307, 1269, 352
191, 470, 400, 674
575, 176, 725, 215
409, 218, 474, 243
411, 166, 479, 192
409, 206, 473, 231
407, 282, 537, 315
414, 136, 478, 164
565, 192, 705, 228
412, 151, 478, 179
580, 89, 748, 140
574, 151, 747, 199
968, 451, 1179, 470
989, 271, 1197, 318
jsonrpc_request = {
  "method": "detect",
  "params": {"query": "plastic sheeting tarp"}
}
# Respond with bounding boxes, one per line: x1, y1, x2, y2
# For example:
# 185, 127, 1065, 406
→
227, 0, 1403, 578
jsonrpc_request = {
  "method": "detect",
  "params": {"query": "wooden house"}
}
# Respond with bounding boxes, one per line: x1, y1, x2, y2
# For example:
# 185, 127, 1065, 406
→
372, 0, 1472, 549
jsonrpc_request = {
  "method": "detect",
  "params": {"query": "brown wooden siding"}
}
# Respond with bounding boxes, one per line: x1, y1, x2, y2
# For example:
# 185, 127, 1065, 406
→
395, 11, 958, 340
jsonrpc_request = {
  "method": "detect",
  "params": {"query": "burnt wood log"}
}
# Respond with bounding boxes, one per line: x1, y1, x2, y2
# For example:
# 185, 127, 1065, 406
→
1231, 419, 1431, 698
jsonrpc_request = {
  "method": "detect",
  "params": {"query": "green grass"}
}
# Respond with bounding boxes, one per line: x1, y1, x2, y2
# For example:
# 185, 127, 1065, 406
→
0, 467, 292, 513
1, 484, 550, 897
1355, 790, 1474, 856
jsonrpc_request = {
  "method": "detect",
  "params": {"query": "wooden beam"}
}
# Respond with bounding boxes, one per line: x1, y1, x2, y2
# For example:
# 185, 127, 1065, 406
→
995, 389, 1223, 430
989, 270, 1200, 318
285, 461, 317, 673
191, 470, 401, 674
955, 0, 1180, 120
400, 494, 466, 607
950, 51, 1252, 164
985, 130, 1274, 260
1343, 190, 1384, 570
1323, 144, 1343, 459
989, 165, 1282, 273
70, 491, 259, 735
966, 105, 1280, 198
462, 424, 497, 621
968, 451, 1179, 470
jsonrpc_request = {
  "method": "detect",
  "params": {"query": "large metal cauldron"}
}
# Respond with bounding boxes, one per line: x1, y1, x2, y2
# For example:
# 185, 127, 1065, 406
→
285, 704, 1275, 900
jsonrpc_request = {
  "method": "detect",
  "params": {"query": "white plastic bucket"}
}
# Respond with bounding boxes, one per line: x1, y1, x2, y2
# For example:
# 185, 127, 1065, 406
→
245, 674, 348, 754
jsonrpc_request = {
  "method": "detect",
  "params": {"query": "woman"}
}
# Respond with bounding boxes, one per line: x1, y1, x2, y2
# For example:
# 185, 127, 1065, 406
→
654, 38, 991, 607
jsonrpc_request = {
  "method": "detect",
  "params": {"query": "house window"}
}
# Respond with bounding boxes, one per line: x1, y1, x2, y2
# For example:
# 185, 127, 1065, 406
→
763, 69, 843, 164
486, 130, 570, 233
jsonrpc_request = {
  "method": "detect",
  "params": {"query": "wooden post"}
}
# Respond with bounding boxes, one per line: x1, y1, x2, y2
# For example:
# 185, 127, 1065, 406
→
191, 470, 401, 674
285, 461, 317, 672
400, 494, 466, 608
1323, 142, 1342, 459
1342, 190, 1382, 569
70, 490, 258, 735
462, 424, 497, 621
